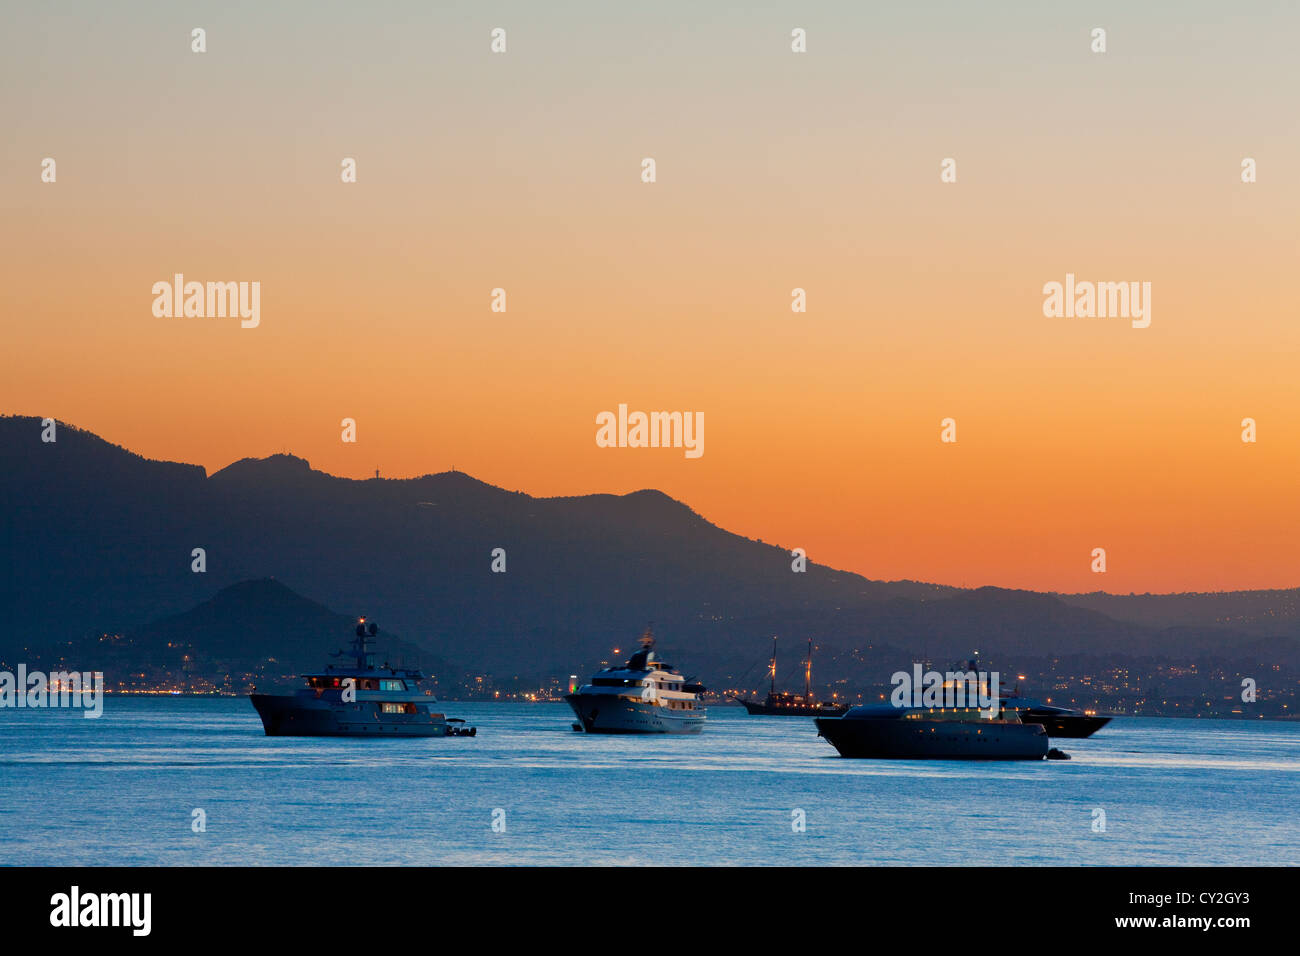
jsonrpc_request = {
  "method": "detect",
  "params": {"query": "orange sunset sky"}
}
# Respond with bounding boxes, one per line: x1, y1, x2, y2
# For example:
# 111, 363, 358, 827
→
3, 3, 1298, 594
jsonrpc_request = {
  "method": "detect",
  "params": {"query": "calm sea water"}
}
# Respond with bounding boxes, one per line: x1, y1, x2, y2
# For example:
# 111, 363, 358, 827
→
0, 699, 1296, 866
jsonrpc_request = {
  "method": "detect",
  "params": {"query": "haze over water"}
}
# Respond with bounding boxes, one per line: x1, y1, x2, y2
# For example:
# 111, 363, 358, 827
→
1, 699, 1296, 866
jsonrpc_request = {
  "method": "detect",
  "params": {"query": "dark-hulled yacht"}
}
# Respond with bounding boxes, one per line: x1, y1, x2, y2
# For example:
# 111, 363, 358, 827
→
250, 618, 475, 738
815, 702, 1062, 760
1002, 695, 1111, 738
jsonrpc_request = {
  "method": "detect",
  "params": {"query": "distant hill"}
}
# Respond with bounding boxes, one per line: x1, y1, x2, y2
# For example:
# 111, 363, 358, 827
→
13, 578, 450, 692
710, 592, 1300, 676
2, 414, 1297, 678
1058, 589, 1300, 635
129, 578, 445, 685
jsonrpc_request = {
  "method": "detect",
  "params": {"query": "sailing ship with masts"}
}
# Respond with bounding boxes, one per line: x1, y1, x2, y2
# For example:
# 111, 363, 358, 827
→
733, 637, 847, 716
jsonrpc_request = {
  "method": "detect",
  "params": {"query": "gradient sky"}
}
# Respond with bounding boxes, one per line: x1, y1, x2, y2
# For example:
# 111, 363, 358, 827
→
3, 2, 1298, 593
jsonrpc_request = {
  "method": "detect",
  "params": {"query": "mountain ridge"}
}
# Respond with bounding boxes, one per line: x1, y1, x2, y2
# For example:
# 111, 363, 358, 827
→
2, 414, 1297, 678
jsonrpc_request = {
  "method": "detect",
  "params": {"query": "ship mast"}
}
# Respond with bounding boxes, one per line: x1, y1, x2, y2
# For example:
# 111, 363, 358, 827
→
805, 638, 812, 699
353, 618, 378, 670
770, 636, 777, 697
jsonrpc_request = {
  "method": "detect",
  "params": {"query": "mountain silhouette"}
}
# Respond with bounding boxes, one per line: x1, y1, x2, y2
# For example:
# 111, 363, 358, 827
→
2, 415, 1296, 677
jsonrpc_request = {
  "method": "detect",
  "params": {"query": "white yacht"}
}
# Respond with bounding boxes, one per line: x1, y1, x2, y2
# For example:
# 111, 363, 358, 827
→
566, 629, 707, 734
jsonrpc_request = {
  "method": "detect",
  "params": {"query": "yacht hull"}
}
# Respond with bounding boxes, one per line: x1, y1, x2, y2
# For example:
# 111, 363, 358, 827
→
1020, 711, 1111, 738
251, 693, 453, 737
737, 697, 847, 717
565, 694, 705, 734
815, 715, 1049, 760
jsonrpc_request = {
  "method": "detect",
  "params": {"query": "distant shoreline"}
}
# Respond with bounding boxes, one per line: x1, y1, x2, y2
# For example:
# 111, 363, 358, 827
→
67, 692, 1300, 722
